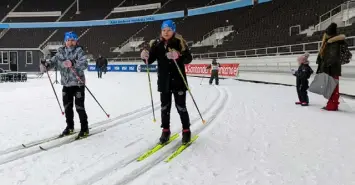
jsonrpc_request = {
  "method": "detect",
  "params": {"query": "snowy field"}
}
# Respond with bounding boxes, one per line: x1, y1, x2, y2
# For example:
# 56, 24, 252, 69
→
0, 72, 354, 185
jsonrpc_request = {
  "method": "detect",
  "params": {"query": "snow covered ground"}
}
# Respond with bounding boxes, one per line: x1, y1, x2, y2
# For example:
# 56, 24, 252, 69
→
0, 72, 354, 185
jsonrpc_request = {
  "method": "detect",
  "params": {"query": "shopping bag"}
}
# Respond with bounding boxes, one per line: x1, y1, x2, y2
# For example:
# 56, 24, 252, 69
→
308, 73, 338, 99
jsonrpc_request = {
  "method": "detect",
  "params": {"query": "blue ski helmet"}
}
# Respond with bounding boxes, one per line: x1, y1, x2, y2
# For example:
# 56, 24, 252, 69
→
64, 31, 78, 42
161, 20, 176, 32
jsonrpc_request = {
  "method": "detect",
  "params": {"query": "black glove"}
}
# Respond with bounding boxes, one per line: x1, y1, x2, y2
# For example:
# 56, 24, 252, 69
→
41, 59, 49, 68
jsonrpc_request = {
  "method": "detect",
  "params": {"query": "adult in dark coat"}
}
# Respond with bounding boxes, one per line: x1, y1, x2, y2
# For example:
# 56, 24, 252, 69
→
96, 54, 107, 78
103, 55, 108, 74
316, 23, 345, 111
141, 19, 193, 144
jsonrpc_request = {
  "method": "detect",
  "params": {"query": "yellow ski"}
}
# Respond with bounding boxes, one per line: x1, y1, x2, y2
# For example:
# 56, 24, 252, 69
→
137, 133, 179, 161
164, 135, 199, 162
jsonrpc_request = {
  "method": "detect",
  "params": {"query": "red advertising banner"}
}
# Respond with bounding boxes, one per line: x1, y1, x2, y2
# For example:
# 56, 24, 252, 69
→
185, 63, 239, 77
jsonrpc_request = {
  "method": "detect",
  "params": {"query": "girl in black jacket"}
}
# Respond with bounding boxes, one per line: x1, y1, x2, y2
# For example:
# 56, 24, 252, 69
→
140, 20, 193, 144
293, 53, 313, 106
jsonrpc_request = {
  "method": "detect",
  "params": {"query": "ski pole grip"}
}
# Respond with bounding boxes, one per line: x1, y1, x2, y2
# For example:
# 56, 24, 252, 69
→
70, 67, 85, 84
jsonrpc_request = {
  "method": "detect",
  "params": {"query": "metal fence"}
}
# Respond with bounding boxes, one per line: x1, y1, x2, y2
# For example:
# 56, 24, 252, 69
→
238, 62, 355, 78
192, 36, 355, 59
107, 36, 355, 62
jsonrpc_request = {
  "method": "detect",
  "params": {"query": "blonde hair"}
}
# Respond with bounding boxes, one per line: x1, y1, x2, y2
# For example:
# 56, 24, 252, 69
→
174, 33, 187, 51
319, 33, 329, 57
149, 39, 156, 47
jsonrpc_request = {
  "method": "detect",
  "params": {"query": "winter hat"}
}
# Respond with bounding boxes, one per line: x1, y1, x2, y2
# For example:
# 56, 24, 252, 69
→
304, 52, 310, 58
297, 52, 310, 64
161, 20, 176, 32
325, 23, 337, 36
64, 31, 78, 42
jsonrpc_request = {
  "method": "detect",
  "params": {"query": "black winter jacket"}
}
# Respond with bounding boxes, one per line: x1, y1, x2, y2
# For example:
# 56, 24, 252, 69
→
316, 34, 346, 76
294, 62, 313, 90
145, 34, 192, 93
294, 63, 313, 80
96, 57, 107, 68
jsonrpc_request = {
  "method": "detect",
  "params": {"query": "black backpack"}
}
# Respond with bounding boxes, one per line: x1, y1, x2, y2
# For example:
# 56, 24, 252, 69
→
340, 42, 352, 65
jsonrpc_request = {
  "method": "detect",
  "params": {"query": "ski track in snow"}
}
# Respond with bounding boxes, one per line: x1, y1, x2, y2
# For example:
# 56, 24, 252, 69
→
127, 79, 355, 185
0, 72, 156, 149
0, 100, 161, 167
87, 86, 228, 185
78, 85, 223, 185
0, 73, 220, 185
0, 74, 355, 185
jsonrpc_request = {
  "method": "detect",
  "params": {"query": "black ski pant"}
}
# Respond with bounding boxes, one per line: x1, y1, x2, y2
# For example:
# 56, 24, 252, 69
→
97, 67, 103, 78
209, 71, 219, 85
160, 91, 190, 130
296, 79, 309, 103
62, 86, 88, 130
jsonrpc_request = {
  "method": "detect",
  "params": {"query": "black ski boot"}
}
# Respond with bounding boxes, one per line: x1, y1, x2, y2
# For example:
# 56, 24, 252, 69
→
76, 128, 89, 140
159, 129, 171, 144
60, 126, 74, 137
182, 129, 191, 144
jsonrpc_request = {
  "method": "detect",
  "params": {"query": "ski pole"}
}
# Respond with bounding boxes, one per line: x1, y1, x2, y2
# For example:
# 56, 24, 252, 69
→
171, 56, 206, 124
45, 69, 64, 115
200, 77, 204, 85
70, 67, 110, 118
145, 59, 156, 123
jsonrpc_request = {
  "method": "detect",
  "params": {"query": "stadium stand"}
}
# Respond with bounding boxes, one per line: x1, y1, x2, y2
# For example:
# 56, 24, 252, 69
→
216, 0, 349, 52
80, 0, 217, 57
0, 17, 56, 48
0, 0, 20, 20
0, 0, 354, 62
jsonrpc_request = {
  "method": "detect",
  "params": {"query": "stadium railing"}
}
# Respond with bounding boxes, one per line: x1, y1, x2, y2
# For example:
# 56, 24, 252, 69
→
105, 36, 355, 62
191, 36, 355, 59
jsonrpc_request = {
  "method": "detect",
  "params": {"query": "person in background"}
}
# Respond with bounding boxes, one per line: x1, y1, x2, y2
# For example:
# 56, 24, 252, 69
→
316, 23, 347, 111
140, 19, 193, 144
293, 52, 313, 106
38, 58, 46, 78
41, 31, 89, 139
104, 56, 108, 74
96, 54, 107, 78
206, 58, 221, 85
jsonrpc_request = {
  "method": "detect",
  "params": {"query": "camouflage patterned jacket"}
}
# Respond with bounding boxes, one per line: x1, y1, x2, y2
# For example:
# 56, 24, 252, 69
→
47, 45, 88, 87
